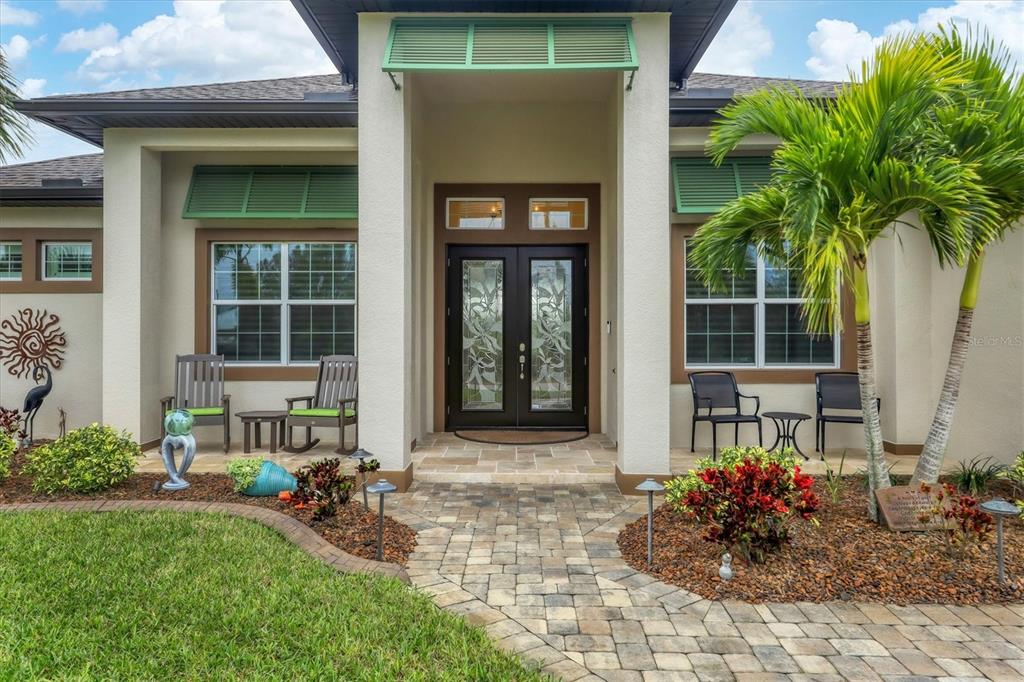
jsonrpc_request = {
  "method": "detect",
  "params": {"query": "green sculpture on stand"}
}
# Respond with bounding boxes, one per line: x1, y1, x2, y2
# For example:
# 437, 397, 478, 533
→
160, 409, 197, 490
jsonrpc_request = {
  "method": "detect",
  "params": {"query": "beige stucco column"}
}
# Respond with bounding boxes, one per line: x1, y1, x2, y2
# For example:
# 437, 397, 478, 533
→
101, 131, 162, 443
615, 14, 672, 489
357, 14, 414, 488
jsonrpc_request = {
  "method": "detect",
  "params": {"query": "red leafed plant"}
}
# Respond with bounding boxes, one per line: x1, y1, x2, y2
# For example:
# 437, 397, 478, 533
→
683, 458, 819, 564
917, 483, 993, 558
288, 458, 353, 522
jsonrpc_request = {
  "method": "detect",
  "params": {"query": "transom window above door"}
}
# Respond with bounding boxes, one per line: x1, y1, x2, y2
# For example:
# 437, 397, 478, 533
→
211, 241, 356, 365
446, 198, 504, 230
530, 199, 588, 230
683, 239, 837, 368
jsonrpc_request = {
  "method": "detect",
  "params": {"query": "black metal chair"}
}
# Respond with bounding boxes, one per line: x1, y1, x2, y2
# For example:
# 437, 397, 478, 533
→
815, 372, 879, 453
688, 371, 762, 458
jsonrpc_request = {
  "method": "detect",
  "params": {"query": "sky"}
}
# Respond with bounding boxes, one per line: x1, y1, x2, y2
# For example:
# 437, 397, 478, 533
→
2, 0, 1022, 164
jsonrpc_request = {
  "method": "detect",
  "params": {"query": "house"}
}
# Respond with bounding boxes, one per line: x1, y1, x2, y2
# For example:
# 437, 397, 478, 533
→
2, 1, 1021, 494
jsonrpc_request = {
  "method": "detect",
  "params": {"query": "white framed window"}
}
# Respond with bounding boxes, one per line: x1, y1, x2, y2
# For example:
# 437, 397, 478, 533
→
211, 241, 356, 365
42, 242, 92, 281
0, 241, 22, 281
446, 198, 504, 230
529, 198, 588, 230
683, 239, 838, 368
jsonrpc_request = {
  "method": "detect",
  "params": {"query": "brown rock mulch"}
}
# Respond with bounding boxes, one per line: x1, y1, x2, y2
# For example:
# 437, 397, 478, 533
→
0, 451, 416, 566
618, 478, 1024, 605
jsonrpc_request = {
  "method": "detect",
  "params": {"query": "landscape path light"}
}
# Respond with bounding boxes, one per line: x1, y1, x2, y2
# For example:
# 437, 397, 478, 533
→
348, 448, 373, 511
635, 478, 665, 566
980, 498, 1018, 584
366, 478, 397, 561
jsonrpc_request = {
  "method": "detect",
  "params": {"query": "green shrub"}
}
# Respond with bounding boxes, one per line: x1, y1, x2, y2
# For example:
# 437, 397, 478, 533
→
226, 457, 263, 492
24, 424, 139, 494
0, 430, 15, 482
1002, 451, 1024, 495
665, 446, 798, 513
951, 456, 1005, 496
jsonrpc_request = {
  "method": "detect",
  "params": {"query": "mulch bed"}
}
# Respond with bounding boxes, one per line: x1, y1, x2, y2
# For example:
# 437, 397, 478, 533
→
618, 478, 1024, 605
0, 451, 417, 566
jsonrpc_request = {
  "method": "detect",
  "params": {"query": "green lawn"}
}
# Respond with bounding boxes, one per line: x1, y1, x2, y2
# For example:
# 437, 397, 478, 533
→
0, 511, 547, 681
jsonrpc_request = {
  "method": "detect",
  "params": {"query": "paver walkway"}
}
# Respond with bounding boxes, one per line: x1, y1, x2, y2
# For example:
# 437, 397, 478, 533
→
388, 482, 1024, 682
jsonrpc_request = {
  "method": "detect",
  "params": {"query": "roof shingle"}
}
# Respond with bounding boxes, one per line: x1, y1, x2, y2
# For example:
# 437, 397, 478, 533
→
0, 153, 103, 188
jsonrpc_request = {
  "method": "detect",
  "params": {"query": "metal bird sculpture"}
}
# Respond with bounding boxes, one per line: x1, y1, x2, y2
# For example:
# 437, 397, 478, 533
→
22, 365, 52, 445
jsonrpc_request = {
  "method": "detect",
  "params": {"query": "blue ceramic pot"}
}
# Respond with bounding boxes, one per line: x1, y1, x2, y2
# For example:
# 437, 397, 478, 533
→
242, 461, 297, 497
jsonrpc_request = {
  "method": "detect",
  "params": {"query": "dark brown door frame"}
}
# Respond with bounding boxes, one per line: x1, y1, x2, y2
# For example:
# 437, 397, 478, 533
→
445, 245, 588, 430
432, 183, 601, 433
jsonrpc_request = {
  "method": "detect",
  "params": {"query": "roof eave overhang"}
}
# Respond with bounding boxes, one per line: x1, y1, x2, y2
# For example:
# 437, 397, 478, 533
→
292, 0, 736, 85
0, 186, 103, 206
14, 99, 359, 146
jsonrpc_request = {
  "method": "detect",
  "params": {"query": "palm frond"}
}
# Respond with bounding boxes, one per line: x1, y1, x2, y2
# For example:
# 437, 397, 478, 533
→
0, 53, 33, 164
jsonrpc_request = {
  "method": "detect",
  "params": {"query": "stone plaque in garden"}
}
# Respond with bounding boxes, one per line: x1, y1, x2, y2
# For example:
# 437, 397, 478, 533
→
876, 485, 944, 531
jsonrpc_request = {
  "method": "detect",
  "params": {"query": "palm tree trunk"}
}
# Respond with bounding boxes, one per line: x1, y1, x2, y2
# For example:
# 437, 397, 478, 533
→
853, 263, 891, 521
911, 252, 984, 485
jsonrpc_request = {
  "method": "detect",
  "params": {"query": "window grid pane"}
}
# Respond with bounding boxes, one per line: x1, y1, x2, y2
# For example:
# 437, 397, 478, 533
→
529, 199, 588, 230
212, 241, 356, 366
683, 239, 837, 369
0, 242, 22, 280
289, 304, 356, 362
43, 243, 92, 280
447, 198, 504, 230
213, 243, 281, 300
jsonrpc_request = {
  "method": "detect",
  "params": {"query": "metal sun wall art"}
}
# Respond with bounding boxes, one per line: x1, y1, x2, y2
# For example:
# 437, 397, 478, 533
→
0, 308, 67, 379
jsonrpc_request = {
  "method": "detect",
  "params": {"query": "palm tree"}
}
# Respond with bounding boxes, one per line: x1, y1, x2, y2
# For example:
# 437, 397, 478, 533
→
1, 52, 33, 163
688, 34, 989, 519
911, 28, 1024, 484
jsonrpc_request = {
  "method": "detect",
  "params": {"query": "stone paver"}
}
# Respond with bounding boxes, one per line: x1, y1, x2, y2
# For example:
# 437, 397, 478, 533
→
388, 482, 1023, 681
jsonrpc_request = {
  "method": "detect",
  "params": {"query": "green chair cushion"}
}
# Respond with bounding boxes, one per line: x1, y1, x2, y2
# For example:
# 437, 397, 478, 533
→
290, 408, 356, 419
165, 407, 224, 417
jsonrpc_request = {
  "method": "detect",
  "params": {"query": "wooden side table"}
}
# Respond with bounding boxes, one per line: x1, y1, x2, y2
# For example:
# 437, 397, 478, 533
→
237, 411, 287, 454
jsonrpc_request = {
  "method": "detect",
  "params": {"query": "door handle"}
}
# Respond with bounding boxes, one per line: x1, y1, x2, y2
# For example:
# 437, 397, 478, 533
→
519, 353, 526, 379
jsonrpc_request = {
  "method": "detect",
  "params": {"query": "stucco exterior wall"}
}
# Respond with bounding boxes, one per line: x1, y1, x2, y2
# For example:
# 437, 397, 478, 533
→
0, 207, 103, 437
158, 148, 357, 450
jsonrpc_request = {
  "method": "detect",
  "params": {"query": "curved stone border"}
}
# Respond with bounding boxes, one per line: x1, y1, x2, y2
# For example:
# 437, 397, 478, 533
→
0, 500, 409, 584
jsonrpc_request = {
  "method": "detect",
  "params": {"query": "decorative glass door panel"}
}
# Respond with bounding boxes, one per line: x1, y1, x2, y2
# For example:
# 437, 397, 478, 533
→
447, 245, 586, 429
530, 260, 572, 411
461, 259, 504, 410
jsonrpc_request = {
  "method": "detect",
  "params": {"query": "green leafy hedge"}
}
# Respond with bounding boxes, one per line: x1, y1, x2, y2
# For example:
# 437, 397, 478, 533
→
25, 424, 140, 494
0, 431, 15, 482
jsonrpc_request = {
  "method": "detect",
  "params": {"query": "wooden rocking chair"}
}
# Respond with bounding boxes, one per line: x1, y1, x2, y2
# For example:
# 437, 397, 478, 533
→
159, 354, 231, 452
284, 354, 357, 454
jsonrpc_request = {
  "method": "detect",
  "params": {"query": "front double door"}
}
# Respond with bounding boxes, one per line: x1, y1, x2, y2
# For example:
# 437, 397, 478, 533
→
446, 245, 587, 430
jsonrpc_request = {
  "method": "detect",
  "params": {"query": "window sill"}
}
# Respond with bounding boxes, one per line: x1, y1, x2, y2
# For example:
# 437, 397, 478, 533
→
225, 365, 319, 381
677, 368, 838, 385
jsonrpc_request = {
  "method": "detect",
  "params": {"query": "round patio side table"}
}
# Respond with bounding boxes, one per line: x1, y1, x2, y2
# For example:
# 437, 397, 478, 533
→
763, 411, 811, 461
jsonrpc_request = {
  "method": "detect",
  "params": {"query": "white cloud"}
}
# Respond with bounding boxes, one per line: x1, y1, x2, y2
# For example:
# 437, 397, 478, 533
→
1, 34, 30, 62
74, 0, 334, 88
695, 1, 773, 76
18, 77, 46, 99
57, 23, 118, 52
806, 0, 1024, 81
0, 1, 39, 26
56, 0, 106, 14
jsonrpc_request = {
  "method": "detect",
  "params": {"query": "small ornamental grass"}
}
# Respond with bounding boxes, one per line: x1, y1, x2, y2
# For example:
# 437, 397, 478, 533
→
665, 446, 819, 564
226, 457, 263, 492
24, 423, 139, 494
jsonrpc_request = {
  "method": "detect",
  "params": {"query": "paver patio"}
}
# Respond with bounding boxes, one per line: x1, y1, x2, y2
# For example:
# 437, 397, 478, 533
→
386, 482, 1024, 681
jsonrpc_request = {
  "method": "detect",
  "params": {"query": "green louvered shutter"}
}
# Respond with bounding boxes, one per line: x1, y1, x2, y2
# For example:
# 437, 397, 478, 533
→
383, 18, 637, 72
735, 158, 773, 193
183, 166, 357, 219
672, 157, 773, 213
